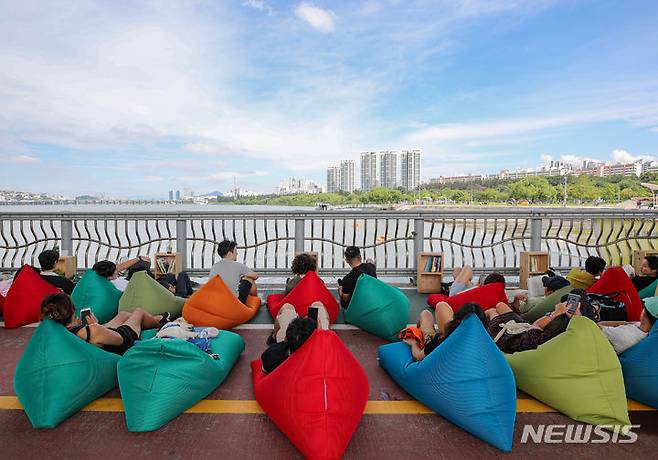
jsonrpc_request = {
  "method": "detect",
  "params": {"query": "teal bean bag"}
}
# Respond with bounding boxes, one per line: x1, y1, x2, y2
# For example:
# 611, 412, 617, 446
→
118, 330, 245, 432
521, 285, 571, 322
71, 270, 122, 324
638, 278, 658, 299
14, 319, 120, 428
344, 274, 409, 341
119, 271, 185, 317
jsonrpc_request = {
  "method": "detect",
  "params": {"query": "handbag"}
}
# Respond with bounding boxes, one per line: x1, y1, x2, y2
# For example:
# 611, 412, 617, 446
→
587, 293, 627, 322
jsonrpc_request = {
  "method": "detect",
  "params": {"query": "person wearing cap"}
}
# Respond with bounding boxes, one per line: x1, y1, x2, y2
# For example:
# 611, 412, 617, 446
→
512, 274, 570, 314
566, 256, 606, 289
542, 275, 570, 295
598, 296, 658, 354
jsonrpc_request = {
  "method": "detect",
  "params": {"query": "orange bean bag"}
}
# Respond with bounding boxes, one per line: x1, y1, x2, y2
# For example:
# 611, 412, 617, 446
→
252, 330, 369, 459
588, 267, 643, 321
265, 271, 339, 323
427, 282, 507, 312
182, 275, 261, 329
4, 265, 60, 328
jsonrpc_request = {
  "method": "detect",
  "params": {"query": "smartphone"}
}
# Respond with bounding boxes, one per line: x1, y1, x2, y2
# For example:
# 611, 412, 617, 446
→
80, 308, 92, 325
565, 294, 580, 314
307, 307, 319, 321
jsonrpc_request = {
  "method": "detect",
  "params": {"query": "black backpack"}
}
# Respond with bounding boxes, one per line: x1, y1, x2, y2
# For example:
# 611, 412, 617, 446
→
587, 293, 627, 322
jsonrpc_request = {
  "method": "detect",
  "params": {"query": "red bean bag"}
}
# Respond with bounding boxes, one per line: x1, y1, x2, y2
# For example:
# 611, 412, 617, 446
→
427, 282, 507, 312
4, 265, 60, 328
182, 275, 261, 329
588, 267, 643, 321
252, 330, 369, 459
266, 271, 339, 323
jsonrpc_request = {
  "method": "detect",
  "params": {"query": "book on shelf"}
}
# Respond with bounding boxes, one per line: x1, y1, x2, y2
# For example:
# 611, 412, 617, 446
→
422, 255, 442, 273
424, 257, 433, 272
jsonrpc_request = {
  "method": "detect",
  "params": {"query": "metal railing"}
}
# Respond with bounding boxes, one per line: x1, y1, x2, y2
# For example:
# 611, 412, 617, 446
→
0, 209, 656, 277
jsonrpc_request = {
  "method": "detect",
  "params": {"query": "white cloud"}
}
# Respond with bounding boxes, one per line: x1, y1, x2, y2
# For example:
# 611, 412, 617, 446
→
0, 154, 40, 164
144, 175, 164, 182
210, 170, 270, 180
611, 149, 655, 164
540, 154, 553, 163
295, 3, 336, 33
650, 127, 658, 133
243, 0, 275, 15
184, 143, 231, 155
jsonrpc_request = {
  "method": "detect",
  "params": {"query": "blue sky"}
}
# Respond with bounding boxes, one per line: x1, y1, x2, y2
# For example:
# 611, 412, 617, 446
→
1, 0, 657, 197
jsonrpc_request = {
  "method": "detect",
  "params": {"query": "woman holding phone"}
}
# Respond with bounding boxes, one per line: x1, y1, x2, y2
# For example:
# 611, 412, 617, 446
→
40, 293, 167, 355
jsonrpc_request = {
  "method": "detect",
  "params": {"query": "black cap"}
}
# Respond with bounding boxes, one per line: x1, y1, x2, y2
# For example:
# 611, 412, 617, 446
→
542, 275, 569, 291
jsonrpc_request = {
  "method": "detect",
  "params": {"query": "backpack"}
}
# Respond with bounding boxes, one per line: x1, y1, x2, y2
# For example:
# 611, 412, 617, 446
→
587, 293, 627, 322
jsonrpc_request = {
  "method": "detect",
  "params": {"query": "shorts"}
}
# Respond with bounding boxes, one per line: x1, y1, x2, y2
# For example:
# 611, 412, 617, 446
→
102, 325, 139, 356
449, 282, 468, 296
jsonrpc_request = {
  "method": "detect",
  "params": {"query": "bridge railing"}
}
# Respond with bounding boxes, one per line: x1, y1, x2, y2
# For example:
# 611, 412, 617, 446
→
0, 209, 655, 277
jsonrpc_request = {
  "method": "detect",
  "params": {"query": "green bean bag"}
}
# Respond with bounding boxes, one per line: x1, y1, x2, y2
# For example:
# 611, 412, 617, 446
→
521, 285, 571, 322
344, 274, 409, 341
118, 330, 245, 432
505, 316, 630, 429
119, 271, 185, 317
71, 270, 122, 324
14, 319, 120, 428
638, 278, 658, 299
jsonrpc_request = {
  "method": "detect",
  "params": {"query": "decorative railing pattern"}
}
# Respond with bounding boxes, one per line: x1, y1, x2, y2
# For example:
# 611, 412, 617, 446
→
0, 209, 656, 277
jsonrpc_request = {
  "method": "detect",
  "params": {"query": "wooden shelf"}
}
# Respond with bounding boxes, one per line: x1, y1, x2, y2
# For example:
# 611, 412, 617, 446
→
519, 251, 549, 289
154, 252, 182, 278
54, 256, 77, 278
417, 252, 443, 294
633, 249, 658, 274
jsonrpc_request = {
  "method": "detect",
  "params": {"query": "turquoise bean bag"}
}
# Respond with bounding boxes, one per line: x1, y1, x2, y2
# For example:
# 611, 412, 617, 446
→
118, 330, 245, 432
378, 315, 516, 452
344, 274, 409, 341
14, 320, 120, 428
119, 271, 185, 317
619, 314, 658, 408
71, 270, 122, 324
638, 278, 658, 299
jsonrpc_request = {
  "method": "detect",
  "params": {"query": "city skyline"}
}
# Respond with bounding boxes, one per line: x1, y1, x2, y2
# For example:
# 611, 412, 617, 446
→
1, 1, 658, 197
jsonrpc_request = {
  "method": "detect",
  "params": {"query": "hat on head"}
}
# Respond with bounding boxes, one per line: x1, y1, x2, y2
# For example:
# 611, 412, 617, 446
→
644, 297, 658, 319
542, 275, 569, 292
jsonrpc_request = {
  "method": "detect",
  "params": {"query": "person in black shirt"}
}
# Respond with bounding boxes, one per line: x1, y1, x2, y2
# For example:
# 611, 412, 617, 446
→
38, 249, 75, 294
338, 246, 376, 309
261, 302, 330, 373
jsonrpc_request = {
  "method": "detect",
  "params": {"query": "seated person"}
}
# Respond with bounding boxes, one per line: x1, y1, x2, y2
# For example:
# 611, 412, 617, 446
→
260, 301, 330, 373
515, 275, 570, 314
630, 255, 658, 292
284, 253, 318, 295
486, 288, 594, 354
598, 297, 658, 354
92, 256, 151, 291
448, 265, 474, 296
338, 246, 376, 309
209, 240, 258, 303
37, 249, 76, 294
40, 293, 168, 356
401, 302, 488, 362
566, 256, 606, 289
114, 258, 193, 297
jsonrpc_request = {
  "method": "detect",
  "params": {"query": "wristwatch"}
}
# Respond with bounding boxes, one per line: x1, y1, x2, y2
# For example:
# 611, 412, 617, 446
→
544, 312, 554, 319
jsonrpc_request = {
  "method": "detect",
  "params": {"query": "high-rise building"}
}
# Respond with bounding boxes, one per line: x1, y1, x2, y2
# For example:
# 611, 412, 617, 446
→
360, 152, 379, 191
168, 190, 174, 201
401, 150, 421, 190
326, 167, 341, 193
276, 177, 322, 195
340, 160, 355, 193
380, 151, 398, 189
175, 190, 181, 200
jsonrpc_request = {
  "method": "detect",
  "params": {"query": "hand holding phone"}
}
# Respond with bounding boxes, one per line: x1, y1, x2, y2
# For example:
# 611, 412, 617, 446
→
565, 293, 581, 315
80, 308, 92, 325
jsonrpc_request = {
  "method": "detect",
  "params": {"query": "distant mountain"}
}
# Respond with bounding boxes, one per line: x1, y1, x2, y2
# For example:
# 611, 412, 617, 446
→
75, 195, 98, 201
200, 191, 224, 197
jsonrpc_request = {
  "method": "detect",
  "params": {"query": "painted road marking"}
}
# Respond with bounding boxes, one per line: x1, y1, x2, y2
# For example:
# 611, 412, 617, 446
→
0, 396, 653, 414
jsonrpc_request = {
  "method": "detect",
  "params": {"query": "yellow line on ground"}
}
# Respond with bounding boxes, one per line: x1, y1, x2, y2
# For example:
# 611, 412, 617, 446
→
0, 396, 653, 414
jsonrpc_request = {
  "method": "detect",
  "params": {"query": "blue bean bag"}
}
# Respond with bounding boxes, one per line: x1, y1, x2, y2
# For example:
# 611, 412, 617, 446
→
118, 330, 245, 432
14, 319, 120, 428
619, 316, 658, 408
378, 315, 516, 452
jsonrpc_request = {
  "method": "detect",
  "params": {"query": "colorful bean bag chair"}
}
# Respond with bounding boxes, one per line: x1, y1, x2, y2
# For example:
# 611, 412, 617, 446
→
182, 275, 261, 329
638, 278, 658, 299
378, 314, 516, 452
71, 270, 122, 324
266, 271, 339, 323
4, 265, 59, 328
119, 271, 185, 317
426, 282, 507, 312
619, 301, 658, 408
14, 319, 120, 428
505, 316, 630, 429
343, 274, 409, 341
119, 330, 245, 431
252, 330, 369, 459
521, 285, 572, 323
588, 267, 643, 321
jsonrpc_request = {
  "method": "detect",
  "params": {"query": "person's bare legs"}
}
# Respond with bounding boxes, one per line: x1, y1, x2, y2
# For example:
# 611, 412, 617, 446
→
454, 265, 473, 285
417, 310, 436, 338
274, 303, 298, 342
103, 311, 132, 328
118, 308, 162, 336
310, 301, 330, 330
434, 301, 454, 336
452, 267, 462, 279
487, 302, 513, 321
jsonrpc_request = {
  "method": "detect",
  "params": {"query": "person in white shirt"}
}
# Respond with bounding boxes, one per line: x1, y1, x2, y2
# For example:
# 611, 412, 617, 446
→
598, 297, 658, 354
92, 256, 151, 291
208, 240, 258, 303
